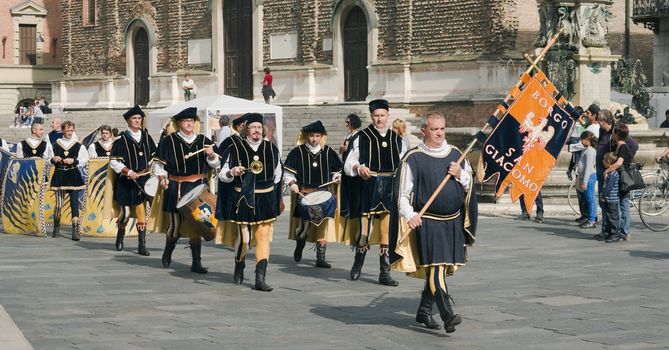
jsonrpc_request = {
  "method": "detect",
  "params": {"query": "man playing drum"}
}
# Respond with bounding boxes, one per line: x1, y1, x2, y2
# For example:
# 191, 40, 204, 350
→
389, 112, 477, 333
343, 99, 407, 286
109, 106, 157, 255
284, 120, 342, 268
15, 122, 53, 159
153, 107, 220, 273
219, 113, 282, 292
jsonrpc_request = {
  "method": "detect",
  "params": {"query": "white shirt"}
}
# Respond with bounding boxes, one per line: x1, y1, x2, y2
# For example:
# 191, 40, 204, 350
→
15, 137, 54, 159
216, 126, 231, 148
569, 123, 601, 152
398, 140, 472, 221
152, 132, 220, 176
343, 126, 408, 177
219, 137, 282, 184
1, 139, 9, 152
283, 142, 336, 185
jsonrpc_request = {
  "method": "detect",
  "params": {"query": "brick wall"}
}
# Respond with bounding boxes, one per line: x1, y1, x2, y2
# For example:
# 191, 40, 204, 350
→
62, 0, 211, 77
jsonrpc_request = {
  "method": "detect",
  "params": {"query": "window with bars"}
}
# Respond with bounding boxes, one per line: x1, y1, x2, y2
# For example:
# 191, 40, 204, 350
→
19, 24, 36, 65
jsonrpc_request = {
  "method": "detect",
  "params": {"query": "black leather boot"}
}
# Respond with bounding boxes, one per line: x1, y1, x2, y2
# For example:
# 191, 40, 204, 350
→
254, 259, 273, 292
71, 222, 80, 241
293, 235, 307, 262
434, 288, 462, 333
190, 241, 208, 274
115, 225, 125, 251
234, 259, 245, 285
379, 253, 399, 286
52, 219, 60, 238
416, 289, 441, 330
315, 242, 331, 268
137, 229, 149, 256
350, 248, 367, 281
162, 237, 178, 268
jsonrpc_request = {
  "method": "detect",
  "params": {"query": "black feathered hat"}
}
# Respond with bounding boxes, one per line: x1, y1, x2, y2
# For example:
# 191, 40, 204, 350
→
123, 105, 145, 120
173, 107, 199, 121
368, 99, 389, 113
301, 120, 326, 134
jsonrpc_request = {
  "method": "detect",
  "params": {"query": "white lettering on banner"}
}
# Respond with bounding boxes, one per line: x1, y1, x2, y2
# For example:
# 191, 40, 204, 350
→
523, 163, 534, 174
552, 111, 568, 129
484, 144, 518, 171
511, 169, 539, 191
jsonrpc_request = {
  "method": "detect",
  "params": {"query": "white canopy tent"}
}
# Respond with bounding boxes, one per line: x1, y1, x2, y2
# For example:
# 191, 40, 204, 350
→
147, 95, 283, 150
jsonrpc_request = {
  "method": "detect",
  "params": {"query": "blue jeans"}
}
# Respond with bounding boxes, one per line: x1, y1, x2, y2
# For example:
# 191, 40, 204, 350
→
585, 173, 597, 222
619, 191, 631, 236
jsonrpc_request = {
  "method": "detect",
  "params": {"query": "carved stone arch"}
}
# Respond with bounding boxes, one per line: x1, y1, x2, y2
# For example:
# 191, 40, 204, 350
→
331, 0, 378, 101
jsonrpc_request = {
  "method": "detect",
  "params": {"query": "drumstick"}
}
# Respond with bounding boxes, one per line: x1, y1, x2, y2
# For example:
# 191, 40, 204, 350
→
318, 180, 338, 188
185, 148, 222, 160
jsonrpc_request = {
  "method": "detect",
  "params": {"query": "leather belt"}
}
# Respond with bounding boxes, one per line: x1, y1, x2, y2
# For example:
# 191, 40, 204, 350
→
168, 174, 206, 183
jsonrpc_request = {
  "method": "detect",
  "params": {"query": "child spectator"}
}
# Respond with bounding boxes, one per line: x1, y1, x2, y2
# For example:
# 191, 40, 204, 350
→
576, 130, 598, 228
595, 152, 620, 242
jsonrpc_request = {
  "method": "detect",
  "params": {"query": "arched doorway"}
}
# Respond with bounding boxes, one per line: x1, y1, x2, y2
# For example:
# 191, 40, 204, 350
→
224, 0, 253, 99
343, 7, 368, 101
133, 27, 150, 106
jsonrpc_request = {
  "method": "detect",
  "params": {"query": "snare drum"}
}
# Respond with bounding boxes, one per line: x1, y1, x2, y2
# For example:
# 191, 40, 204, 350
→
176, 184, 217, 241
143, 176, 159, 199
297, 190, 336, 226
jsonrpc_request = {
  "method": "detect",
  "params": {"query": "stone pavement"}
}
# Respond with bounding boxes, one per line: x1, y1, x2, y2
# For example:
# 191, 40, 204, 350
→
1, 214, 668, 350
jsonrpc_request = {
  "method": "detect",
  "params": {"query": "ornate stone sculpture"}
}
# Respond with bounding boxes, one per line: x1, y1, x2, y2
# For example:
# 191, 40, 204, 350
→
582, 4, 611, 48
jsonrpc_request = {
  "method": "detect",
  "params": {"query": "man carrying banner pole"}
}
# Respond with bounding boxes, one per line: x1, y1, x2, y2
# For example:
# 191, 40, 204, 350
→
390, 112, 477, 333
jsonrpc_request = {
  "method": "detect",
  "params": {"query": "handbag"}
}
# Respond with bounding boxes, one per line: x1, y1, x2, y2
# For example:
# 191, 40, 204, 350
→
618, 163, 645, 194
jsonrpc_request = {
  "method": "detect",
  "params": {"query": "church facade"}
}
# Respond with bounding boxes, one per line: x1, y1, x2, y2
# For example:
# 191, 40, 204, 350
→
52, 0, 651, 125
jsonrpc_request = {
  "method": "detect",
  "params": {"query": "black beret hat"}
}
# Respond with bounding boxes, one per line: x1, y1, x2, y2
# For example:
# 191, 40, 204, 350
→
369, 99, 389, 113
123, 105, 145, 120
587, 104, 600, 116
302, 120, 327, 134
244, 113, 264, 125
173, 107, 199, 121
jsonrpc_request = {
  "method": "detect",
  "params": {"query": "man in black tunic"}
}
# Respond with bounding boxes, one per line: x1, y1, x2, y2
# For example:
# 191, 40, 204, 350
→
215, 114, 248, 222
16, 122, 53, 159
49, 121, 89, 240
109, 106, 157, 255
218, 113, 282, 291
153, 107, 220, 273
390, 112, 478, 333
88, 125, 114, 158
284, 120, 342, 268
343, 99, 406, 286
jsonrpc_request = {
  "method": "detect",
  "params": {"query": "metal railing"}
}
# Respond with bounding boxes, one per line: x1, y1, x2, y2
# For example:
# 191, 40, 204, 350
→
633, 0, 669, 19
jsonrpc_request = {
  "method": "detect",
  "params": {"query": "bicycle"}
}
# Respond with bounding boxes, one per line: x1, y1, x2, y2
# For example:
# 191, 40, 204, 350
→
638, 160, 669, 232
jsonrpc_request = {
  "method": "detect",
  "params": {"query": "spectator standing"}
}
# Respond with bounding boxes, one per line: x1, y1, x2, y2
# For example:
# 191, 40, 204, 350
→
215, 115, 231, 148
595, 152, 621, 242
516, 192, 544, 223
33, 98, 45, 124
182, 73, 198, 101
604, 123, 634, 241
566, 106, 585, 180
339, 114, 362, 156
392, 118, 411, 151
261, 67, 276, 104
576, 131, 598, 229
19, 101, 34, 127
660, 109, 669, 128
595, 110, 615, 193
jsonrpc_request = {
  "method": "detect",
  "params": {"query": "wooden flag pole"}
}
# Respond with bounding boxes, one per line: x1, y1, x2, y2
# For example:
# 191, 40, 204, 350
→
399, 30, 563, 244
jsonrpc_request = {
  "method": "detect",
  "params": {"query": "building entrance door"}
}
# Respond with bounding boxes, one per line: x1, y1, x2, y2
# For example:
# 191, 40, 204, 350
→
224, 0, 253, 99
343, 7, 368, 102
133, 27, 150, 106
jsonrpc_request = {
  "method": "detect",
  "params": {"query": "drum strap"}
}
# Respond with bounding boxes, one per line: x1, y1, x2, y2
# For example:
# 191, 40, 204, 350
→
234, 186, 274, 194
168, 174, 206, 183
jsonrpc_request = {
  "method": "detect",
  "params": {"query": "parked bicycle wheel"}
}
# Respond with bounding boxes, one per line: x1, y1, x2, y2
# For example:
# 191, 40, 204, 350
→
567, 180, 579, 215
639, 184, 669, 232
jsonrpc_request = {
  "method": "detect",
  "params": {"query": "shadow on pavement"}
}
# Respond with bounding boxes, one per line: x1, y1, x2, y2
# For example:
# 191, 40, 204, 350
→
532, 219, 595, 240
309, 292, 449, 337
627, 250, 669, 260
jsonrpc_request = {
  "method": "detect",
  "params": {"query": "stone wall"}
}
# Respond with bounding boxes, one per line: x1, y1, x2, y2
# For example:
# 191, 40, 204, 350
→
61, 0, 211, 77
